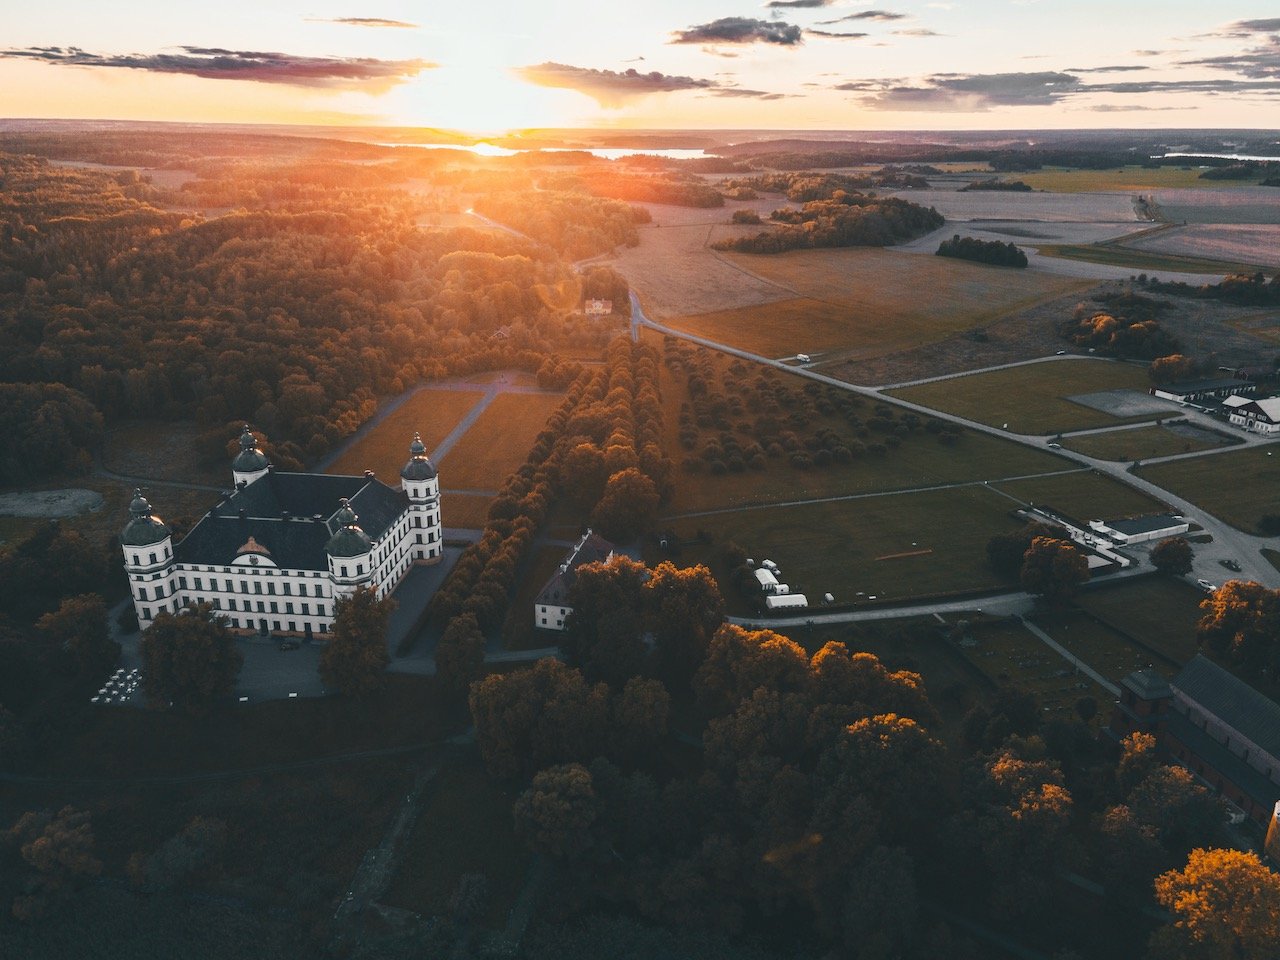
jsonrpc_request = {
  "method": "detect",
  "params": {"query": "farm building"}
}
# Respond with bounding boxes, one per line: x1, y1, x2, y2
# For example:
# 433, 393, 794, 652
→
1109, 657, 1280, 826
1151, 377, 1253, 404
121, 427, 443, 638
533, 529, 615, 631
765, 593, 809, 611
1088, 514, 1189, 545
1224, 396, 1280, 435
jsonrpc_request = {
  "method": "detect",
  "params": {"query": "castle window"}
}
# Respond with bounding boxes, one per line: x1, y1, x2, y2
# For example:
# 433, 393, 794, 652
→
254, 581, 262, 594
141, 606, 150, 619
283, 583, 291, 595
241, 580, 249, 592
286, 602, 294, 614
319, 624, 327, 634
301, 603, 309, 614
267, 582, 275, 595
179, 577, 187, 590
341, 566, 348, 577
149, 552, 157, 564
270, 602, 278, 614
138, 586, 148, 601
256, 601, 265, 613
194, 577, 202, 590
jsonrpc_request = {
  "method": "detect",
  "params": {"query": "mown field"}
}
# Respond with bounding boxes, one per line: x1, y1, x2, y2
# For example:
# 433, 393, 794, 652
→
325, 388, 484, 479
664, 247, 1087, 361
437, 391, 564, 491
1036, 242, 1262, 277
993, 470, 1167, 523
1138, 446, 1280, 533
1075, 577, 1204, 667
890, 359, 1158, 434
1063, 423, 1234, 461
1014, 166, 1243, 193
1123, 223, 1280, 270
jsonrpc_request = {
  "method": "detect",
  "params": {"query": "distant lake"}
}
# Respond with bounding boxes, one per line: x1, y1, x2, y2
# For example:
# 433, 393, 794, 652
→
373, 142, 712, 160
1159, 151, 1280, 162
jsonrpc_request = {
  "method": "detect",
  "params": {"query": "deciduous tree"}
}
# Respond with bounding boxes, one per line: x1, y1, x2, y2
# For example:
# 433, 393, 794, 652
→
140, 603, 242, 712
1020, 537, 1089, 603
1149, 848, 1280, 960
5, 806, 102, 920
1151, 537, 1194, 576
319, 586, 394, 698
434, 612, 486, 697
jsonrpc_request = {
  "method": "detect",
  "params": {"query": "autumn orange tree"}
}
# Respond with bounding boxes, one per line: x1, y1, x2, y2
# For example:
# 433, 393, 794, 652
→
4, 806, 102, 920
1020, 536, 1089, 603
1149, 848, 1280, 960
1197, 580, 1280, 682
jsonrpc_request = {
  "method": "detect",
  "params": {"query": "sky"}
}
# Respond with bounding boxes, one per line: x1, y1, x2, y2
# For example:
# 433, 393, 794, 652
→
3, 2, 1280, 132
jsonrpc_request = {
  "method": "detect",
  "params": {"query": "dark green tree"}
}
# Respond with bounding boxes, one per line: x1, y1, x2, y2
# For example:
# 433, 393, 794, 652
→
140, 603, 242, 712
319, 586, 394, 698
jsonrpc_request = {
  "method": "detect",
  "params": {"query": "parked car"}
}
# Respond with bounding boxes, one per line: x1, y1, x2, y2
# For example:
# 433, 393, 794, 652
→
796, 353, 811, 363
1219, 559, 1242, 572
1196, 579, 1217, 593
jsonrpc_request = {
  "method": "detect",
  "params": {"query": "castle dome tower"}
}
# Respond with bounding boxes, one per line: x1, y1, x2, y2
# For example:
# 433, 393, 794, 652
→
326, 498, 375, 598
400, 433, 442, 563
120, 489, 178, 630
232, 424, 271, 488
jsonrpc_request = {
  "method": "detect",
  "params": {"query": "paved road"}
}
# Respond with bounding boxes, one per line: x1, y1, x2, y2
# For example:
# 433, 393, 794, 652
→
876, 353, 1096, 390
630, 295, 1280, 592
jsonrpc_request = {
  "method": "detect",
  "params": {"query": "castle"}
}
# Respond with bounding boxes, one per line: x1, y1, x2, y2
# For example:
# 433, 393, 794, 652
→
120, 427, 442, 638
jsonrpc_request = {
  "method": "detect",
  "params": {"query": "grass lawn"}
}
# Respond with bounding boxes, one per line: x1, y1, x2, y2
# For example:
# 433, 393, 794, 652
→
665, 247, 1086, 360
1036, 242, 1263, 276
1075, 577, 1204, 666
993, 471, 1167, 524
1015, 165, 1251, 193
1063, 424, 1235, 461
1032, 608, 1174, 683
438, 391, 564, 490
658, 484, 1029, 606
103, 419, 228, 486
383, 753, 531, 928
962, 619, 1113, 726
442, 490, 493, 530
890, 359, 1158, 435
1138, 446, 1280, 533
325, 388, 485, 479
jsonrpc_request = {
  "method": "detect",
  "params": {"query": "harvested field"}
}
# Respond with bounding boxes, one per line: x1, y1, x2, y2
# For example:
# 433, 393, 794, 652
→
660, 484, 1030, 606
1037, 241, 1258, 277
994, 471, 1167, 524
1154, 187, 1280, 225
889, 359, 1157, 434
664, 248, 1087, 362
885, 186, 1137, 223
1075, 577, 1204, 667
1122, 223, 1280, 269
961, 619, 1112, 725
438, 391, 564, 490
325, 388, 484, 479
1063, 423, 1236, 461
1138, 446, 1280, 533
442, 491, 493, 530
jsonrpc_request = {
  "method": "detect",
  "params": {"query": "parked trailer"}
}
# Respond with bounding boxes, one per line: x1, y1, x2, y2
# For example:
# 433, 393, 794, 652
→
765, 593, 809, 610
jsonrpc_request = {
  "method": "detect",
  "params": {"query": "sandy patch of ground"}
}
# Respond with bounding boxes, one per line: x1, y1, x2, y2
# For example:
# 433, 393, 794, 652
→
1067, 390, 1173, 418
0, 488, 105, 518
1122, 223, 1280, 269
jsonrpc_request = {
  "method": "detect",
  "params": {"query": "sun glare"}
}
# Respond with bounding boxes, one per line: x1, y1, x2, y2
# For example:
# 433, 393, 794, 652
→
400, 60, 572, 135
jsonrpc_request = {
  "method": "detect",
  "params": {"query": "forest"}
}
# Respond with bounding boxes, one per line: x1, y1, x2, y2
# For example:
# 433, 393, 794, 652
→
712, 194, 944, 255
936, 235, 1029, 268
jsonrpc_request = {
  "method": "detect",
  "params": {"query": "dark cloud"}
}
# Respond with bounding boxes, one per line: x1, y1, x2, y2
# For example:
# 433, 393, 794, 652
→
807, 30, 870, 39
845, 68, 1280, 111
515, 62, 717, 107
1086, 104, 1181, 112
305, 17, 418, 28
818, 10, 908, 23
764, 0, 831, 7
670, 17, 803, 46
1065, 64, 1150, 73
1181, 34, 1280, 79
1224, 18, 1280, 34
0, 45, 434, 89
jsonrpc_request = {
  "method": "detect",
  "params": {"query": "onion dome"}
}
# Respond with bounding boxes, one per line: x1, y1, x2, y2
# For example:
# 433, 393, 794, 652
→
400, 432, 438, 481
235, 535, 271, 559
232, 424, 270, 474
121, 489, 171, 547
326, 498, 372, 558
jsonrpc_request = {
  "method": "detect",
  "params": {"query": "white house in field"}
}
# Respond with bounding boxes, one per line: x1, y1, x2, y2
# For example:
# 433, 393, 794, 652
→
121, 426, 443, 638
533, 529, 615, 631
1225, 395, 1280, 435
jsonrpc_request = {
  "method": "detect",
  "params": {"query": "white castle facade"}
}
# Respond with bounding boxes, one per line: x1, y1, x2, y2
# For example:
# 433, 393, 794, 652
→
121, 427, 443, 638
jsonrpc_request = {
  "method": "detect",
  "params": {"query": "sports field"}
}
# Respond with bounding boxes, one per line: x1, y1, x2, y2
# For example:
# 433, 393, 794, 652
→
438, 392, 564, 490
1138, 446, 1280, 533
325, 388, 485, 479
1063, 423, 1234, 461
664, 247, 1087, 361
890, 359, 1158, 434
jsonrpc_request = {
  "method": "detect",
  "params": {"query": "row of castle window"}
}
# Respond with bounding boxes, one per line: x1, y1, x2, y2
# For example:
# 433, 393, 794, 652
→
130, 546, 172, 566
201, 597, 326, 617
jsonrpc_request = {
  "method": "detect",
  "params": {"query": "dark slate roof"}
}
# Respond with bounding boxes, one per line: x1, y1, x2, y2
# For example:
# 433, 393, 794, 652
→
535, 532, 615, 606
1173, 655, 1280, 760
1121, 669, 1172, 701
1164, 709, 1280, 807
175, 472, 408, 571
1107, 514, 1186, 536
1161, 378, 1252, 395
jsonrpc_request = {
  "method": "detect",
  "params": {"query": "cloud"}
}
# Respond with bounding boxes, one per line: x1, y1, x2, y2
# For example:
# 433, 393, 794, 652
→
818, 9, 909, 23
1065, 64, 1150, 73
712, 87, 791, 100
808, 30, 870, 39
1181, 34, 1280, 79
0, 44, 434, 90
305, 17, 418, 28
893, 29, 943, 37
670, 17, 804, 46
764, 0, 832, 6
515, 62, 717, 107
1222, 18, 1280, 34
1086, 104, 1181, 112
843, 68, 1280, 111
